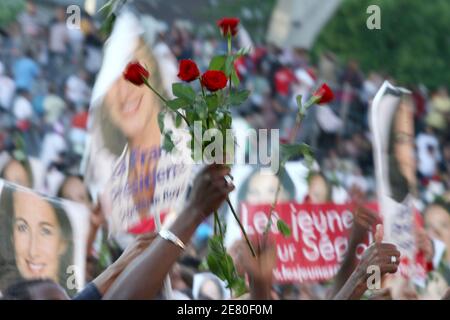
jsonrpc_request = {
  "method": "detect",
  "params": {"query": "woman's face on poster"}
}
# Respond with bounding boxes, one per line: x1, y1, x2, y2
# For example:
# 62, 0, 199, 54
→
308, 175, 329, 204
61, 176, 92, 210
246, 171, 289, 205
392, 101, 416, 189
3, 160, 31, 188
104, 42, 159, 141
12, 191, 66, 282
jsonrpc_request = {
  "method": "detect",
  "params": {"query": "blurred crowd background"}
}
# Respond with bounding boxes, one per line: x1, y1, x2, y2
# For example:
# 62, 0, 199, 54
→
0, 0, 449, 299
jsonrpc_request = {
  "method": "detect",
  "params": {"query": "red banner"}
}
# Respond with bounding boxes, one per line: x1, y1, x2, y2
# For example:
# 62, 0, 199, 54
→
240, 202, 372, 283
241, 202, 427, 283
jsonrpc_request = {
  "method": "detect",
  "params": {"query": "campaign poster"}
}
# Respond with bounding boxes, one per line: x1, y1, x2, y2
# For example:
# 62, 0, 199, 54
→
370, 81, 425, 280
0, 179, 90, 296
82, 10, 192, 234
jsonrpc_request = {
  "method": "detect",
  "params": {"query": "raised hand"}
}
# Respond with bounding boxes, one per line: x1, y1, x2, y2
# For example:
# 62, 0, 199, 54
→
334, 224, 401, 300
350, 186, 378, 232
186, 164, 235, 223
355, 224, 400, 280
236, 237, 276, 300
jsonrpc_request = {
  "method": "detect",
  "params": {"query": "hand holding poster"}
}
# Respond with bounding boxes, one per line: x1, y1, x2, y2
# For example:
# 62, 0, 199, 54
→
370, 81, 426, 281
0, 179, 89, 296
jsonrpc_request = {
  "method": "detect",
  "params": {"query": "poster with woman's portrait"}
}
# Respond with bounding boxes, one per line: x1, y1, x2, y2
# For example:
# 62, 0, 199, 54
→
81, 9, 192, 234
0, 179, 90, 297
192, 272, 231, 300
370, 81, 423, 279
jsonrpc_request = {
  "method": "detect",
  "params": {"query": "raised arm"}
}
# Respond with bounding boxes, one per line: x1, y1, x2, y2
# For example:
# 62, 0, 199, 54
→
333, 225, 400, 300
103, 164, 234, 300
74, 233, 156, 300
329, 195, 379, 297
236, 237, 276, 300
92, 233, 156, 295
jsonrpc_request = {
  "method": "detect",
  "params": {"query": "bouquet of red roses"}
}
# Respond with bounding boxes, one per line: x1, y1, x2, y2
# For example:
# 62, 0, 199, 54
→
123, 16, 334, 296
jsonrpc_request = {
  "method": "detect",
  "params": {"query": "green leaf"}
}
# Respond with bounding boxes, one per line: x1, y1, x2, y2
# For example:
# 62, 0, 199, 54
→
277, 219, 291, 237
280, 143, 313, 164
208, 235, 223, 256
186, 109, 195, 124
236, 47, 251, 57
162, 131, 175, 152
296, 95, 303, 112
166, 97, 188, 111
230, 69, 240, 87
207, 253, 225, 280
194, 101, 207, 120
224, 55, 235, 77
223, 112, 232, 129
157, 111, 165, 133
229, 90, 250, 106
209, 55, 227, 71
205, 94, 219, 112
230, 276, 247, 297
175, 113, 182, 127
172, 83, 196, 102
205, 234, 247, 295
207, 252, 222, 277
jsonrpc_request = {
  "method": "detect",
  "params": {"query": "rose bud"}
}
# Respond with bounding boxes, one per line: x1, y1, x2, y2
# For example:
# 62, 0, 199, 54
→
312, 83, 334, 104
123, 61, 149, 86
217, 17, 240, 37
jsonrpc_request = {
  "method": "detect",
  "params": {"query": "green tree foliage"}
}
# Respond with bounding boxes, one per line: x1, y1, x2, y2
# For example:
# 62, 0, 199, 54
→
314, 0, 450, 89
0, 0, 25, 27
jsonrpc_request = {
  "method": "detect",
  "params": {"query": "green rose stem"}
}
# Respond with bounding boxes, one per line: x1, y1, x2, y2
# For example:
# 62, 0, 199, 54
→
142, 77, 189, 124
225, 31, 256, 257
227, 197, 256, 257
200, 82, 206, 98
263, 96, 320, 234
227, 33, 232, 96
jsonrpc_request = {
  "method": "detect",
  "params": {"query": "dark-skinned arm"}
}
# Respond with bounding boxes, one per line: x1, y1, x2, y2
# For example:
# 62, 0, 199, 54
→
334, 225, 400, 300
92, 233, 156, 296
329, 191, 378, 298
103, 164, 234, 300
236, 238, 276, 300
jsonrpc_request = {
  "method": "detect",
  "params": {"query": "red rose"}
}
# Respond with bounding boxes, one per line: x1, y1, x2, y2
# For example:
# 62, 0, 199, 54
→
312, 83, 334, 104
123, 61, 149, 86
201, 70, 228, 92
177, 59, 200, 82
217, 17, 240, 37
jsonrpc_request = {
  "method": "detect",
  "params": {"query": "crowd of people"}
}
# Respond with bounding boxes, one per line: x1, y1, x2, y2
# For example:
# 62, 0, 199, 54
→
0, 1, 449, 300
